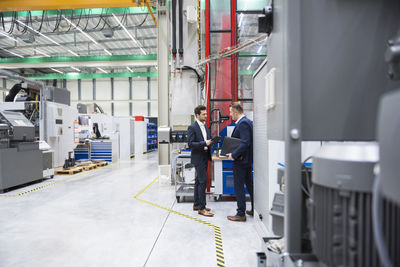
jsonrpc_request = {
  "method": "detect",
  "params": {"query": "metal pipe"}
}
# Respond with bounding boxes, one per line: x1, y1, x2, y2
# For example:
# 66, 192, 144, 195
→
178, 0, 184, 63
172, 0, 177, 59
196, 34, 268, 67
0, 69, 44, 88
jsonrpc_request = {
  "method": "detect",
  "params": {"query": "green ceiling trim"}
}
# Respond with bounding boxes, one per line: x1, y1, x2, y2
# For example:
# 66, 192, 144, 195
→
237, 0, 267, 11
1, 7, 155, 17
0, 54, 157, 64
238, 70, 255, 76
23, 71, 157, 80
238, 52, 267, 57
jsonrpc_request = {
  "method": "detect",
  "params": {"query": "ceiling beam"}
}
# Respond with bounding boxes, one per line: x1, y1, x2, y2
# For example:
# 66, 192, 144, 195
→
0, 54, 157, 69
0, 1, 153, 12
0, 25, 155, 40
2, 37, 157, 50
23, 71, 157, 80
75, 46, 157, 54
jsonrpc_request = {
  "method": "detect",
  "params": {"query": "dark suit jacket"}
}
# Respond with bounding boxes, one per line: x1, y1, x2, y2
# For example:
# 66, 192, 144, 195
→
187, 121, 211, 165
231, 116, 253, 167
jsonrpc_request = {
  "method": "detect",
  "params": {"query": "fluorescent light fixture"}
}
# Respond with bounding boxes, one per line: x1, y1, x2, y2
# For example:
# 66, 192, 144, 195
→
70, 66, 80, 72
97, 67, 108, 73
246, 58, 256, 70
0, 31, 18, 42
62, 16, 98, 45
35, 49, 51, 57
16, 19, 81, 57
67, 49, 79, 56
238, 14, 244, 28
112, 13, 147, 55
16, 19, 61, 46
64, 16, 112, 57
0, 47, 23, 58
50, 67, 63, 74
126, 67, 133, 72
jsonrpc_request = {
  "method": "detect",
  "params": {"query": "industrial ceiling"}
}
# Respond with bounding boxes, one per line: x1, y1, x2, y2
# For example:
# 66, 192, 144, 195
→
0, 3, 266, 80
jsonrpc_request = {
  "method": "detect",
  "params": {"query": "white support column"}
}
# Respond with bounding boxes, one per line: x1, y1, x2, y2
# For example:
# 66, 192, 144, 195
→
157, 0, 170, 166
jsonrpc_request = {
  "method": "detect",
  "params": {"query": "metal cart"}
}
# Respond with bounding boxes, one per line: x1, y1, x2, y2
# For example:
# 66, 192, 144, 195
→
172, 150, 195, 203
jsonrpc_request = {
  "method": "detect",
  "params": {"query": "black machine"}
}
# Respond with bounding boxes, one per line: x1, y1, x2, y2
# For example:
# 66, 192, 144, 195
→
93, 123, 102, 139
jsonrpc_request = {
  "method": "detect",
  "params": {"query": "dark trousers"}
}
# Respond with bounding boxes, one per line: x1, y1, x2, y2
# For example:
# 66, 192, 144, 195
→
194, 158, 208, 210
233, 165, 254, 217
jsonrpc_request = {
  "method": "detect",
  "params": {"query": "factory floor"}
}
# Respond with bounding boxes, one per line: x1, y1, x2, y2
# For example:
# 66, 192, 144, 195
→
0, 152, 260, 267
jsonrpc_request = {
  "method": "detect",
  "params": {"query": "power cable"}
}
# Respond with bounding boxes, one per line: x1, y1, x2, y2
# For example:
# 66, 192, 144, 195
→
90, 8, 105, 30
82, 8, 91, 31
52, 10, 62, 32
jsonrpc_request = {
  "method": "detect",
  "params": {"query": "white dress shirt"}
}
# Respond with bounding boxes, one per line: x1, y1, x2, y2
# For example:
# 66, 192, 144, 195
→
196, 119, 208, 150
235, 114, 245, 125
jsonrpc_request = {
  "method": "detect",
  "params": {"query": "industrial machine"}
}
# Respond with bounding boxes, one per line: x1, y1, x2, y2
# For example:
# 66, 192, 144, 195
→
0, 110, 42, 192
373, 39, 400, 267
39, 141, 55, 179
44, 87, 78, 167
311, 143, 381, 267
253, 0, 400, 266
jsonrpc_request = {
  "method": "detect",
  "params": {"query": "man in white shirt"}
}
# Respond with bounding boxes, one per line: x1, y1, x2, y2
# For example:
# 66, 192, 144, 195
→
187, 105, 214, 217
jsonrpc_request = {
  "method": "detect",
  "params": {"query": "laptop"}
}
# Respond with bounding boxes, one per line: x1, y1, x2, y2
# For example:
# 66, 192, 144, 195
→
220, 136, 242, 156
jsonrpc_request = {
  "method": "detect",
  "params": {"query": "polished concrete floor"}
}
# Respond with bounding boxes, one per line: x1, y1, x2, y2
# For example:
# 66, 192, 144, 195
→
0, 153, 260, 267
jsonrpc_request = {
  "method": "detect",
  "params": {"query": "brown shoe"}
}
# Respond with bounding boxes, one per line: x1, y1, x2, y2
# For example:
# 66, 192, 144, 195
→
193, 206, 211, 211
246, 210, 254, 216
227, 215, 246, 222
198, 209, 214, 217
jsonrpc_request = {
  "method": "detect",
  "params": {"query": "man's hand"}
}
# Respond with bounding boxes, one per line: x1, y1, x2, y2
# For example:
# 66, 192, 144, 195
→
227, 153, 234, 161
206, 139, 212, 146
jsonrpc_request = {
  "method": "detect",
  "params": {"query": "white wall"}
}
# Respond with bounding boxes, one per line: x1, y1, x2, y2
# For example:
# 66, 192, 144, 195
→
67, 77, 157, 117
114, 78, 129, 100
68, 80, 79, 101
96, 78, 111, 100
81, 79, 93, 100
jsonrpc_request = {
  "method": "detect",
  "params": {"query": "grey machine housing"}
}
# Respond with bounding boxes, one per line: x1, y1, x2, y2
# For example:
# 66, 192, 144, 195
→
377, 89, 400, 205
311, 143, 400, 267
261, 0, 400, 257
0, 110, 42, 192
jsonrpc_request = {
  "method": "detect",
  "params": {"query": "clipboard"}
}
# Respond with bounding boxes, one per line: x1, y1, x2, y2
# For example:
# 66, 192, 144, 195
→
211, 136, 222, 145
220, 136, 242, 156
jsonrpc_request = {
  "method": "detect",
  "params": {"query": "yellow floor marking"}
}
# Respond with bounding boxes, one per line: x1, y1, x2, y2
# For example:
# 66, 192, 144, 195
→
133, 176, 225, 267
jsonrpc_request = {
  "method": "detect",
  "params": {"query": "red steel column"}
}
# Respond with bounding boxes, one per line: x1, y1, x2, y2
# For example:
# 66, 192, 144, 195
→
231, 0, 238, 102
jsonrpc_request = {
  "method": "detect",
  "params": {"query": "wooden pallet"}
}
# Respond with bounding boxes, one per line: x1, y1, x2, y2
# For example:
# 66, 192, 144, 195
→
82, 163, 97, 171
55, 166, 83, 175
95, 161, 108, 167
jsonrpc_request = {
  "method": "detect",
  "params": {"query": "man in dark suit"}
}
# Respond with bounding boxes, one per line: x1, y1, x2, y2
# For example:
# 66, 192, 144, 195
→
227, 102, 254, 222
187, 105, 214, 217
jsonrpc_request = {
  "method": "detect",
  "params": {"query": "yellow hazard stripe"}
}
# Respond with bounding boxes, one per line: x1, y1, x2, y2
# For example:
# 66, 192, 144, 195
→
134, 176, 226, 267
0, 161, 117, 197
